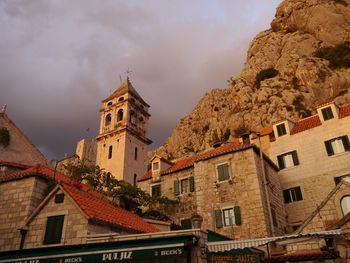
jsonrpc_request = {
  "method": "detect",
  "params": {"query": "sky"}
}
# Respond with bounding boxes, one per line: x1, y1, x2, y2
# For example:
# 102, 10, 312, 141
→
0, 0, 281, 160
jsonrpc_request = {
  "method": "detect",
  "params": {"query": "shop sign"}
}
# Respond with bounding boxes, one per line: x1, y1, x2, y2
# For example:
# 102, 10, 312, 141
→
209, 253, 260, 263
6, 246, 185, 263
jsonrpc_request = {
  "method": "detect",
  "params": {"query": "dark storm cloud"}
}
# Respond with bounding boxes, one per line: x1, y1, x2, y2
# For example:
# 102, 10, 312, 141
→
0, 0, 281, 160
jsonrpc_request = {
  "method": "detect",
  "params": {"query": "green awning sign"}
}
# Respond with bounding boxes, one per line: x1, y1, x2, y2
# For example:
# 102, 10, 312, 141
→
0, 242, 188, 263
0, 233, 197, 263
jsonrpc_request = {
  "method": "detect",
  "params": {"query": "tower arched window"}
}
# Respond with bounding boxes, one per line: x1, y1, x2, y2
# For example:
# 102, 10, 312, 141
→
105, 114, 112, 126
118, 97, 124, 102
341, 196, 350, 215
117, 109, 124, 122
108, 145, 113, 159
134, 147, 138, 160
130, 110, 135, 123
107, 101, 113, 106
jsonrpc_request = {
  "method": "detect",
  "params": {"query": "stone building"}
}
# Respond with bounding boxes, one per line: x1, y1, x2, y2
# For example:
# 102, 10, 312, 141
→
0, 164, 159, 252
250, 101, 350, 230
138, 142, 287, 239
0, 106, 49, 167
95, 77, 152, 184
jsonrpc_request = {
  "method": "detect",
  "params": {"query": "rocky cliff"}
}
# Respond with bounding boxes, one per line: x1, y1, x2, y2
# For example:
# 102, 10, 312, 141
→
157, 0, 350, 159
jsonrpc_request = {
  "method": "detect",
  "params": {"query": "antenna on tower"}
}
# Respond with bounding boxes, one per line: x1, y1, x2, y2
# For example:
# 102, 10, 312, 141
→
119, 74, 122, 84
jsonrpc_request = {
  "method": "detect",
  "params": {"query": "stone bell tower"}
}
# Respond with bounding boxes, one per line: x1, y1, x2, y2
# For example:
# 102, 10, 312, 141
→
96, 77, 152, 184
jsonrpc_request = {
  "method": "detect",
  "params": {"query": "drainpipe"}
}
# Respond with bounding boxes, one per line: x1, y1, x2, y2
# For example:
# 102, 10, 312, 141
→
19, 226, 28, 250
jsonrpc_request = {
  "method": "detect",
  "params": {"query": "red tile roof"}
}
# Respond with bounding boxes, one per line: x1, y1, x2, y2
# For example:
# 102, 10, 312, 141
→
1, 164, 159, 233
62, 183, 159, 233
340, 102, 350, 118
139, 140, 258, 182
290, 115, 322, 135
0, 161, 32, 169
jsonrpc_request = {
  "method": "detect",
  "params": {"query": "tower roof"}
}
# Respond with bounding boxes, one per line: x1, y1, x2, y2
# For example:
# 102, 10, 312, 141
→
102, 77, 149, 107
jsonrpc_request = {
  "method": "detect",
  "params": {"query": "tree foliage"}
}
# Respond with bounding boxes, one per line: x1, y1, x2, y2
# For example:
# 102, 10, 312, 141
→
315, 43, 350, 68
63, 159, 178, 208
255, 68, 279, 87
0, 127, 10, 147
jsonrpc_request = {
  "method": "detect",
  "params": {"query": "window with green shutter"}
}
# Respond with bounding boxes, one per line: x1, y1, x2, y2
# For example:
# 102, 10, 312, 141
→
43, 215, 65, 245
215, 206, 242, 228
217, 163, 230, 181
174, 180, 180, 196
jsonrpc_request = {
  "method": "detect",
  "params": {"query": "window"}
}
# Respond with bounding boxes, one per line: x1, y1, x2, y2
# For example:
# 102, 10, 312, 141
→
118, 97, 124, 102
151, 184, 161, 197
180, 178, 190, 194
134, 147, 138, 160
277, 151, 299, 169
217, 163, 230, 181
341, 196, 350, 215
108, 145, 113, 159
107, 101, 113, 106
223, 208, 235, 226
43, 215, 64, 245
215, 206, 241, 228
325, 136, 350, 156
105, 114, 111, 126
180, 219, 192, 229
174, 176, 195, 195
117, 109, 124, 121
54, 193, 64, 204
334, 174, 350, 185
152, 161, 159, 171
283, 187, 303, 203
129, 110, 135, 123
321, 107, 334, 121
276, 123, 287, 137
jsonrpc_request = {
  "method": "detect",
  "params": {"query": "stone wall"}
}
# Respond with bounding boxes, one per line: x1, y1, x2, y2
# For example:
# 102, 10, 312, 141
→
0, 177, 47, 251
0, 113, 49, 165
138, 147, 287, 239
268, 109, 350, 226
25, 188, 88, 248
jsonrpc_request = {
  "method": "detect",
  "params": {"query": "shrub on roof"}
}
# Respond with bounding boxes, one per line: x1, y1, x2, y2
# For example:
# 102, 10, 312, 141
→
0, 127, 10, 147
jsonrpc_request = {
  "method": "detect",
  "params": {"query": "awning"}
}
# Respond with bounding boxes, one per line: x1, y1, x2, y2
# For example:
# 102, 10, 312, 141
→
0, 235, 196, 263
207, 230, 341, 252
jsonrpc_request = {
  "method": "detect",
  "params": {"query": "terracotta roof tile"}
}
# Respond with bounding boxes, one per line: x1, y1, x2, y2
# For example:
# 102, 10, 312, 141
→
62, 183, 159, 233
340, 102, 350, 118
290, 115, 322, 135
139, 140, 250, 181
2, 164, 159, 233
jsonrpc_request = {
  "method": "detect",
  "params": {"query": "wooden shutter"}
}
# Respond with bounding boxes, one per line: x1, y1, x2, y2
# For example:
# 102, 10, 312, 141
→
292, 151, 299, 165
174, 180, 180, 195
277, 155, 285, 169
324, 140, 334, 156
43, 215, 64, 244
215, 209, 223, 228
189, 176, 195, 192
283, 189, 291, 203
342, 136, 350, 151
234, 206, 242, 225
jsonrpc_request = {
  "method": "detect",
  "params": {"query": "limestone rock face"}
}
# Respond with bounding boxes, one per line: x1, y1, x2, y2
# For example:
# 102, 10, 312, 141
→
157, 0, 350, 159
